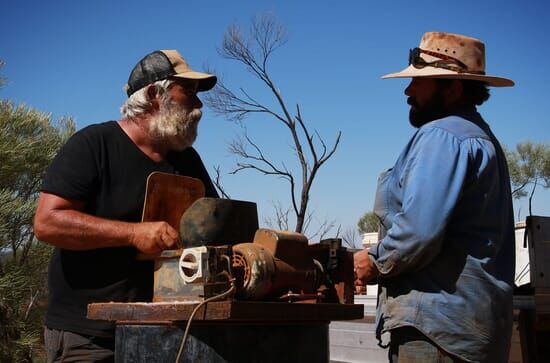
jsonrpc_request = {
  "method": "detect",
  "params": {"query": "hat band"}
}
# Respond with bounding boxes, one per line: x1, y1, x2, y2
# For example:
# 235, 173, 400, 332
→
409, 48, 486, 75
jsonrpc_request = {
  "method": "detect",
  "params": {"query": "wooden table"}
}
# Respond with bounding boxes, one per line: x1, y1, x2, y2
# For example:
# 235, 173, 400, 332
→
88, 301, 364, 363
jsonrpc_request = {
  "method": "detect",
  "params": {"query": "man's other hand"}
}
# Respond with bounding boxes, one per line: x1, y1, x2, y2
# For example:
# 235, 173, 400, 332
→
130, 221, 180, 254
354, 249, 379, 286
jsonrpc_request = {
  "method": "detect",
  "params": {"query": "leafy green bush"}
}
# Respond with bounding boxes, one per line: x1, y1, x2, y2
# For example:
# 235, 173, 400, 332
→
0, 97, 74, 362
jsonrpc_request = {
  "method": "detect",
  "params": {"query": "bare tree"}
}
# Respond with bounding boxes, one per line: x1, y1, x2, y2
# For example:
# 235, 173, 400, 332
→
340, 226, 362, 250
205, 14, 341, 234
263, 201, 290, 231
212, 165, 231, 199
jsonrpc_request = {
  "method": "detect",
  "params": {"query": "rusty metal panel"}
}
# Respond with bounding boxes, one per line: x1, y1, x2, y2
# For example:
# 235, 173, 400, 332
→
141, 172, 205, 231
253, 228, 308, 264
309, 239, 356, 304
527, 216, 550, 290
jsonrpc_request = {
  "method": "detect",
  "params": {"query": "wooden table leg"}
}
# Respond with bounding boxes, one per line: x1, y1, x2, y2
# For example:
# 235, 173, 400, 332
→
518, 309, 537, 363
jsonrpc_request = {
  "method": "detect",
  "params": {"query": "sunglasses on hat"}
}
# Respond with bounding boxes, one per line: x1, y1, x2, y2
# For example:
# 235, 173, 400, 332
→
409, 48, 469, 73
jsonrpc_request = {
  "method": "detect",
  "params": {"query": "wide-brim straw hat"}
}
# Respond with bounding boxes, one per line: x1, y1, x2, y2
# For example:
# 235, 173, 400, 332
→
382, 32, 514, 87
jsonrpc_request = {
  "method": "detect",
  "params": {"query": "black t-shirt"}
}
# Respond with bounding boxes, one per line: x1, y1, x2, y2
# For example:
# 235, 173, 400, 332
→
41, 121, 218, 337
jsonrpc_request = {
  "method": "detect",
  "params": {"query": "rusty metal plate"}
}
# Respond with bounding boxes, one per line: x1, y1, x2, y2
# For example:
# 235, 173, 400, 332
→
141, 172, 205, 231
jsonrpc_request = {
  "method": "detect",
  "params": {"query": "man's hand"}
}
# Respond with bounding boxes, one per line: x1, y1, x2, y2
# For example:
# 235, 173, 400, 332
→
130, 221, 180, 254
354, 249, 379, 286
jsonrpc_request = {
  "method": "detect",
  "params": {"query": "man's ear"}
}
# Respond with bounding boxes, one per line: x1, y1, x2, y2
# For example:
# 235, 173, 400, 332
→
444, 80, 464, 107
146, 85, 160, 110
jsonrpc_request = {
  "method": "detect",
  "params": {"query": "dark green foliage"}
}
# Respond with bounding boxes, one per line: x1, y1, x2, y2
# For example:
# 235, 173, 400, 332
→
504, 141, 550, 216
0, 243, 52, 362
357, 211, 379, 234
0, 94, 74, 361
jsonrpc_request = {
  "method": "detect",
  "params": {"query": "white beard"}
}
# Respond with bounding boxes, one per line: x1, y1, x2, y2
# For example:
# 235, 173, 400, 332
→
148, 98, 202, 151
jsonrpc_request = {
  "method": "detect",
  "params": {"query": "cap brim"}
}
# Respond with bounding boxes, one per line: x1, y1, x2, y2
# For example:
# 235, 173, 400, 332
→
382, 65, 514, 87
173, 71, 217, 92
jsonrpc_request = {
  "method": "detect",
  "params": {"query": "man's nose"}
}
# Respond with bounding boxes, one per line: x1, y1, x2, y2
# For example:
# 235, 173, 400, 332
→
190, 94, 203, 109
404, 81, 414, 96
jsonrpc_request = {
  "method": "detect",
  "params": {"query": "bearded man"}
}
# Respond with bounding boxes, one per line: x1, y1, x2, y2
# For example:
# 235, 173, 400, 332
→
354, 33, 515, 362
33, 50, 218, 362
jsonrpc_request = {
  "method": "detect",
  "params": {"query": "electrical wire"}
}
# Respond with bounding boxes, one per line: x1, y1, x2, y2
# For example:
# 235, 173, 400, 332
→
174, 276, 236, 363
174, 282, 236, 362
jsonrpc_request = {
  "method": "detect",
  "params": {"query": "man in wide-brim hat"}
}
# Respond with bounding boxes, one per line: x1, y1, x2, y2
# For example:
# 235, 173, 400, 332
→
354, 32, 515, 363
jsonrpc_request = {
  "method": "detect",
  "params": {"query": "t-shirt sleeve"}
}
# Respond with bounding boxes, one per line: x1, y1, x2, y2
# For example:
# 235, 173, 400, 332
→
41, 128, 101, 201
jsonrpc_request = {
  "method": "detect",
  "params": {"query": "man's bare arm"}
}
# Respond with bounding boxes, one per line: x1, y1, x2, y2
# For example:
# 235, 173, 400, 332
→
33, 192, 179, 254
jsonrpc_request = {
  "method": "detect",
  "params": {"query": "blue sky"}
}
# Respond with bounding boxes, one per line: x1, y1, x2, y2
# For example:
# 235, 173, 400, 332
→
2, 0, 549, 242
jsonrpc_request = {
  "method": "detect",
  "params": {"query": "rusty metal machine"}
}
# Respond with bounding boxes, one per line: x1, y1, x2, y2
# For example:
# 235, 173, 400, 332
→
171, 228, 354, 304
88, 172, 361, 363
143, 173, 354, 305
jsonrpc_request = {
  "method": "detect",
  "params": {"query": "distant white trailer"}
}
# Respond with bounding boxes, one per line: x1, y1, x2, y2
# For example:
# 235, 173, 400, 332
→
515, 221, 530, 287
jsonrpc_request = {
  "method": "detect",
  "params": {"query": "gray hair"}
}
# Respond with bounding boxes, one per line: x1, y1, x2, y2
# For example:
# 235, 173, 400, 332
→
120, 79, 174, 119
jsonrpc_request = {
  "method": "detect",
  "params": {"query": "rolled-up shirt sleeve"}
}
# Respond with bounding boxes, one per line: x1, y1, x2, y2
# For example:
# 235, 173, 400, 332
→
370, 127, 471, 277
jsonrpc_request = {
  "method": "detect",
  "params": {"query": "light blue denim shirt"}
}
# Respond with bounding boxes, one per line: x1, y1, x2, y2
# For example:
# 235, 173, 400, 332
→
370, 111, 515, 363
